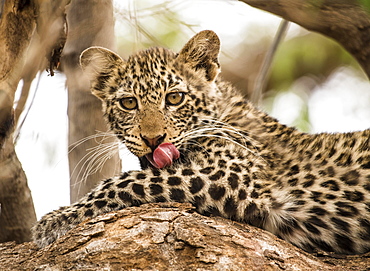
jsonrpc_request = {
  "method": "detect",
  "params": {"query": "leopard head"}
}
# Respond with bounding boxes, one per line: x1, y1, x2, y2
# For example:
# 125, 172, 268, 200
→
80, 30, 221, 164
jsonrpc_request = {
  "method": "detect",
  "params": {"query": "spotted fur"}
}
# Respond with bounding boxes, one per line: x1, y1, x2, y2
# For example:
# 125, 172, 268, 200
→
32, 31, 370, 254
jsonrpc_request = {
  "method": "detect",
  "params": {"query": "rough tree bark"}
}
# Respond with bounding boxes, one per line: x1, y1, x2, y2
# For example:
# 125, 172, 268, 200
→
239, 0, 370, 78
0, 203, 341, 271
62, 0, 120, 203
2, 204, 369, 270
0, 0, 38, 244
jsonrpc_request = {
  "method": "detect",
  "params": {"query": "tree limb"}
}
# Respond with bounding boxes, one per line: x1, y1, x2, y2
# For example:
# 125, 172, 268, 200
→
0, 203, 337, 270
240, 0, 370, 78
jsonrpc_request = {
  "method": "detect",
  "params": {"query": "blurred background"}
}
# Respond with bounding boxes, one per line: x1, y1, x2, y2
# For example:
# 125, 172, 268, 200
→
14, 0, 370, 219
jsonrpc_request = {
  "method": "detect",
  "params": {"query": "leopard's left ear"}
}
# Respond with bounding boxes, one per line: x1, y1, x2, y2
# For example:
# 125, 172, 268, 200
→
177, 30, 221, 82
80, 46, 125, 100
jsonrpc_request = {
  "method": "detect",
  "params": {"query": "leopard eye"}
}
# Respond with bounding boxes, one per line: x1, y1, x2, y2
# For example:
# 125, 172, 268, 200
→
119, 97, 137, 110
165, 92, 185, 106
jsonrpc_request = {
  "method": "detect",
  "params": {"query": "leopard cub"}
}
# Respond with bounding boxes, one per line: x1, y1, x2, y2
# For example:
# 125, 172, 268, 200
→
32, 30, 370, 254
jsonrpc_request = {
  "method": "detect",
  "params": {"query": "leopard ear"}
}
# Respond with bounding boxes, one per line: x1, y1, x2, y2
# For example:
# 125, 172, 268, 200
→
80, 46, 124, 100
177, 30, 221, 82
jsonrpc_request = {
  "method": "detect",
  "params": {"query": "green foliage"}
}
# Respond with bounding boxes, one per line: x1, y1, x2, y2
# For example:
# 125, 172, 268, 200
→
264, 31, 363, 132
359, 0, 370, 13
269, 32, 360, 91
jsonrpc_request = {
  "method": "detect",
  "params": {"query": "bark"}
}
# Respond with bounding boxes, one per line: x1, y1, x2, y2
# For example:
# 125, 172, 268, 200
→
0, 138, 35, 243
0, 0, 37, 243
2, 204, 369, 270
0, 1, 36, 145
0, 203, 347, 271
239, 0, 370, 78
62, 0, 119, 203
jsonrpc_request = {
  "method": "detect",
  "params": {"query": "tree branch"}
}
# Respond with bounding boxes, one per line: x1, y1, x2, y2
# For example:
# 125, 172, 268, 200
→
240, 0, 370, 78
0, 203, 336, 270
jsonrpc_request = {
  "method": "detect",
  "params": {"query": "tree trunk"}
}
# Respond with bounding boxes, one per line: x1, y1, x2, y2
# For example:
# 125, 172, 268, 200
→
0, 0, 37, 243
0, 138, 35, 243
240, 0, 370, 78
62, 0, 119, 203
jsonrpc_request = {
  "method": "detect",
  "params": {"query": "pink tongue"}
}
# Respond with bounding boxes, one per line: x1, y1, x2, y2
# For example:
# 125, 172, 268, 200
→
146, 143, 180, 169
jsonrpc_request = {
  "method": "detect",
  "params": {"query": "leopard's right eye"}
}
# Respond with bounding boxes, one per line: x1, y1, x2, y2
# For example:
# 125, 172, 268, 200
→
119, 97, 138, 110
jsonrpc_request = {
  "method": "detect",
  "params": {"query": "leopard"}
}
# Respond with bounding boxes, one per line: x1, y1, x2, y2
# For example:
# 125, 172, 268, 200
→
32, 30, 370, 254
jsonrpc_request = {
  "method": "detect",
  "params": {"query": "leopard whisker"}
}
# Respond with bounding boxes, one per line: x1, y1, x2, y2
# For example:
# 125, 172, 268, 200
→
71, 142, 116, 182
74, 144, 120, 197
68, 131, 120, 155
178, 139, 210, 157
70, 137, 120, 194
186, 119, 261, 150
182, 127, 263, 162
199, 118, 260, 145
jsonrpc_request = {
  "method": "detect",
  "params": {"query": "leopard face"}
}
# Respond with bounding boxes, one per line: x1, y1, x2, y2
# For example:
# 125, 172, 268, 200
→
80, 35, 221, 159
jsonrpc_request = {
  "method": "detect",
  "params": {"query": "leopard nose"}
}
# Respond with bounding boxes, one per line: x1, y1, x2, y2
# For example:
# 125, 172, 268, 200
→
141, 134, 166, 151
